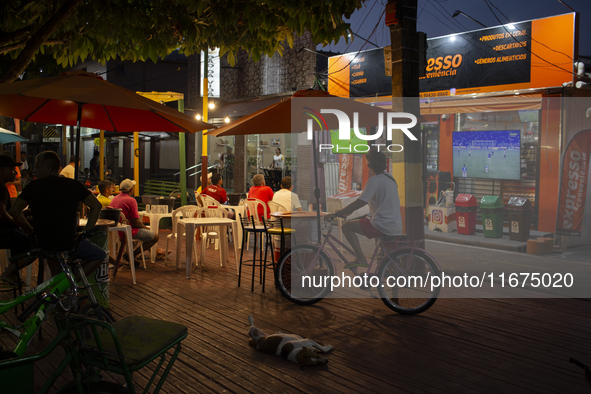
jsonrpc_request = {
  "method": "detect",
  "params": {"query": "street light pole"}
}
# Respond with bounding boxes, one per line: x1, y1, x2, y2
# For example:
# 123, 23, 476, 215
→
452, 10, 487, 28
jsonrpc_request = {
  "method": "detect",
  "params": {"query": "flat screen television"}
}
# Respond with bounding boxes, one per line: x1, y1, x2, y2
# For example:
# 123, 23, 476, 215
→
452, 130, 521, 180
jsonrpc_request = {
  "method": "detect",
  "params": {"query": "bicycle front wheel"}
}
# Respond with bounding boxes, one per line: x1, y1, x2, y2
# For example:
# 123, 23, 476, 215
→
276, 245, 334, 306
377, 248, 441, 315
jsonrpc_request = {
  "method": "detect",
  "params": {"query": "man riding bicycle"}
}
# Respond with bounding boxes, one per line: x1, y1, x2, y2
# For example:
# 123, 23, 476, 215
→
329, 150, 402, 269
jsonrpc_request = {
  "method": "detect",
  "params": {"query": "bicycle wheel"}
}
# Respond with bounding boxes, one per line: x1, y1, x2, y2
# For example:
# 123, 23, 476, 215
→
377, 248, 441, 315
276, 245, 334, 305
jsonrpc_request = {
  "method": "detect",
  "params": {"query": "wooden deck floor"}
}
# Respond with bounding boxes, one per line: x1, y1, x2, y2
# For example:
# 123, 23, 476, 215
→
2, 229, 591, 393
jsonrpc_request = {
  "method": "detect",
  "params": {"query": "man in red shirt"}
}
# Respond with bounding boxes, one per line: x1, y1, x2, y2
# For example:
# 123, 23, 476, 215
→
248, 174, 274, 220
201, 173, 235, 218
201, 173, 227, 204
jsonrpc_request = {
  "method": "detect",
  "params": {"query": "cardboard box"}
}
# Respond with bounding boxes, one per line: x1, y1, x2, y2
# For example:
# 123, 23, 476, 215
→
326, 190, 370, 220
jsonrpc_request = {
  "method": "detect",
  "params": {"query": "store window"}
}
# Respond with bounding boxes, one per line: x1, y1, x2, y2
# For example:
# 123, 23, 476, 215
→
454, 109, 540, 228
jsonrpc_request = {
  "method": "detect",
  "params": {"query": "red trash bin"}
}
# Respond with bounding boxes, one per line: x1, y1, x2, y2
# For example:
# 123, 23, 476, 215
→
455, 194, 477, 235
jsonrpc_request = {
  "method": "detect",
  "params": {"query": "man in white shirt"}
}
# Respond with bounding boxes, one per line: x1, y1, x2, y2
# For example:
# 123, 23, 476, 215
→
330, 151, 402, 268
59, 155, 79, 179
272, 176, 302, 212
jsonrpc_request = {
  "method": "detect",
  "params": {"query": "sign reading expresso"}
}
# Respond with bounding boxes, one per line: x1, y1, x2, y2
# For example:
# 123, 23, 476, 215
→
328, 13, 575, 98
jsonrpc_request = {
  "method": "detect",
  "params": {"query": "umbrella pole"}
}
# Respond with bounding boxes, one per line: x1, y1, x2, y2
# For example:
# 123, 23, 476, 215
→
312, 130, 321, 244
74, 103, 83, 182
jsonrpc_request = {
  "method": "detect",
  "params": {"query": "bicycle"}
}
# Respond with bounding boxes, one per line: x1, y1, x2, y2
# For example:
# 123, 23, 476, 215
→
0, 228, 188, 394
0, 228, 113, 358
275, 215, 442, 315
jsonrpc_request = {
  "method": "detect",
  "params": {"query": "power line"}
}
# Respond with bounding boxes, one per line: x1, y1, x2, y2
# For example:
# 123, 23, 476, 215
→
483, 0, 579, 80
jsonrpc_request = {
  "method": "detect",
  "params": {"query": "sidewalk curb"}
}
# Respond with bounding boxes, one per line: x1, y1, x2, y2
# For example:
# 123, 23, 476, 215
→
425, 230, 529, 253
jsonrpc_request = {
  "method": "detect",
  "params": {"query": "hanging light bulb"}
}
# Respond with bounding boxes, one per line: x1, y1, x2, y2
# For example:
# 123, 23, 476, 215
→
224, 115, 230, 123
208, 101, 215, 109
195, 114, 201, 121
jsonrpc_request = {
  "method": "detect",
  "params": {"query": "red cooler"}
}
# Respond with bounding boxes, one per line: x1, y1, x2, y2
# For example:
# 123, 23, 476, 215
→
455, 194, 477, 235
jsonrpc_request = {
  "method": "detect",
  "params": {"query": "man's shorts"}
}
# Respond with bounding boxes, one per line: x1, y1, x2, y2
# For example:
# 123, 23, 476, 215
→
133, 228, 155, 242
359, 217, 385, 239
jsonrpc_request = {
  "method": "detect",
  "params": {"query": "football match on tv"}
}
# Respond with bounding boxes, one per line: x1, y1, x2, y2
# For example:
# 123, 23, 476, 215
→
452, 130, 521, 180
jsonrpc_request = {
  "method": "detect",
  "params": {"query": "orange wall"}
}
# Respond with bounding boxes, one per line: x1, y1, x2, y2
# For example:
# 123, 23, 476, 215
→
530, 14, 575, 89
537, 95, 561, 232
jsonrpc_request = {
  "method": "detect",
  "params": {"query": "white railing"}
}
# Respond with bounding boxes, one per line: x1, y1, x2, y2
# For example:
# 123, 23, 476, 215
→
324, 163, 340, 198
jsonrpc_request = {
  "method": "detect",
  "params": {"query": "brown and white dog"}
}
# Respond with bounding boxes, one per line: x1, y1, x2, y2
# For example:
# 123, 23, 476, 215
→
247, 315, 332, 367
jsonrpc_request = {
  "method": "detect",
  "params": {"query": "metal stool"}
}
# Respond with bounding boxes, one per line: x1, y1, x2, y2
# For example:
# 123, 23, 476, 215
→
238, 214, 274, 292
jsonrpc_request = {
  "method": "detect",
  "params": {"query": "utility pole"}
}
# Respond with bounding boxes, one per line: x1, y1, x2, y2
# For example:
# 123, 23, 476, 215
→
387, 0, 424, 242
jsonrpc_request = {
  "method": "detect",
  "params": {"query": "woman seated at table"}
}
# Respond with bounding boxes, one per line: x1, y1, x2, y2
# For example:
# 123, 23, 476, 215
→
248, 174, 273, 220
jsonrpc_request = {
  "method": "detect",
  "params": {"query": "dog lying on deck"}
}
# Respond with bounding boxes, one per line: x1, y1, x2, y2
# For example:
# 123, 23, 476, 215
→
247, 315, 332, 367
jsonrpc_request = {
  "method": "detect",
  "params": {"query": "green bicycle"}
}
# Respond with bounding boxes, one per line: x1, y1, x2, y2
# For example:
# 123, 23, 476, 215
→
0, 229, 188, 394
0, 228, 113, 358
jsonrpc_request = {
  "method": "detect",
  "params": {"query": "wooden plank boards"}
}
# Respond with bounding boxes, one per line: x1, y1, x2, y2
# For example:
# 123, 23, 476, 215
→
1, 230, 590, 393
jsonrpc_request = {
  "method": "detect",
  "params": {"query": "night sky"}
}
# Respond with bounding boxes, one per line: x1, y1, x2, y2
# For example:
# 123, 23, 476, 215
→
318, 0, 591, 57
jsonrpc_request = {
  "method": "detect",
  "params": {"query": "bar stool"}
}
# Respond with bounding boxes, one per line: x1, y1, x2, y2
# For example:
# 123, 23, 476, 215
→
237, 214, 274, 292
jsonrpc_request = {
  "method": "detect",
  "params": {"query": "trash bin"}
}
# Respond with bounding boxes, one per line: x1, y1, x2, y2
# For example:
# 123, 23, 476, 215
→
455, 194, 477, 235
480, 196, 504, 238
507, 197, 531, 241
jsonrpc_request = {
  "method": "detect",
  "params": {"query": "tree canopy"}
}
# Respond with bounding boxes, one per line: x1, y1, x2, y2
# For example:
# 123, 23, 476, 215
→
0, 0, 362, 83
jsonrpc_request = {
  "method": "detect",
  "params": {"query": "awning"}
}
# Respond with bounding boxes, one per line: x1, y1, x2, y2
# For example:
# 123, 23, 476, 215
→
420, 94, 543, 114
207, 97, 286, 119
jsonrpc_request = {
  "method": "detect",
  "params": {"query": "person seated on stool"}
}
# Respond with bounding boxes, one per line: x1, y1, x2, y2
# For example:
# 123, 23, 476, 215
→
0, 155, 34, 284
9, 151, 106, 278
110, 179, 166, 262
97, 180, 114, 208
247, 174, 274, 220
201, 173, 235, 218
272, 176, 302, 212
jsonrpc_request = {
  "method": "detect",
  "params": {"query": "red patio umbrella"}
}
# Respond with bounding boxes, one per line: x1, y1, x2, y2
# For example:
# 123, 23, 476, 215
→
0, 70, 213, 179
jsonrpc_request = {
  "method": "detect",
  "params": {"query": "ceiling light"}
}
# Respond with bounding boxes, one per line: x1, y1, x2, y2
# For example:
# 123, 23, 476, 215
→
208, 102, 215, 109
195, 114, 201, 121
224, 115, 230, 123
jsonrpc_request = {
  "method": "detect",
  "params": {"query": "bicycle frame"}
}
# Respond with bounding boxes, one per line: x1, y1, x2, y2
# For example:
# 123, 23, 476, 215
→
304, 225, 424, 277
0, 271, 71, 356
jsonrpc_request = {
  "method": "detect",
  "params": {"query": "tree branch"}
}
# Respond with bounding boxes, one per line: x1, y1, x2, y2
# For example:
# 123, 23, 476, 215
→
0, 27, 32, 48
0, 0, 83, 84
0, 39, 65, 55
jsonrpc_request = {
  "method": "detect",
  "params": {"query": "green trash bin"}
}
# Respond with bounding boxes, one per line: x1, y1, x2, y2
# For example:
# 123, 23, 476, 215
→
480, 196, 504, 238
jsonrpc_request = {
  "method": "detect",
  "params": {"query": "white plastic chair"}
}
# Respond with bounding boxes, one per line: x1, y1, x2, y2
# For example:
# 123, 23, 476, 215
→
201, 194, 221, 207
268, 201, 289, 214
119, 213, 146, 269
165, 206, 201, 262
198, 206, 229, 266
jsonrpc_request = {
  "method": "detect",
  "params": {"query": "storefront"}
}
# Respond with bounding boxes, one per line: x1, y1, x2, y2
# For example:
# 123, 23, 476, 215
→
328, 12, 591, 244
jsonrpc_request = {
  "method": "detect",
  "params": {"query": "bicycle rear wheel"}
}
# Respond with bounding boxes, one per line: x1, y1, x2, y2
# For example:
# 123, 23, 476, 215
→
377, 248, 441, 315
276, 245, 334, 305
